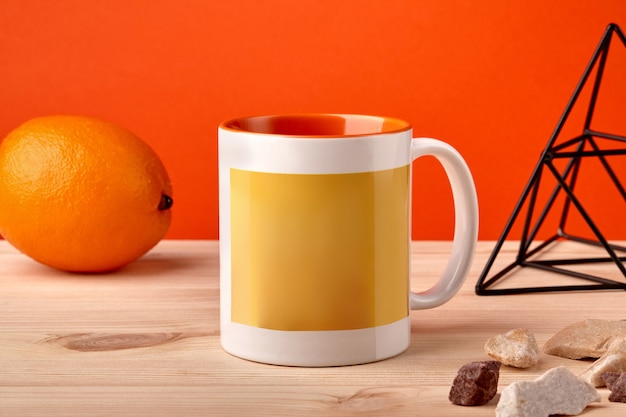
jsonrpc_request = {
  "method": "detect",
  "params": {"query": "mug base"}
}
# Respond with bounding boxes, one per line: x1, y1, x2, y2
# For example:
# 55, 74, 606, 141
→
220, 316, 410, 367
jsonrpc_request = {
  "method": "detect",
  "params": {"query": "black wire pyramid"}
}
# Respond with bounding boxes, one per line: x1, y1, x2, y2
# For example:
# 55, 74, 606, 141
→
476, 23, 626, 295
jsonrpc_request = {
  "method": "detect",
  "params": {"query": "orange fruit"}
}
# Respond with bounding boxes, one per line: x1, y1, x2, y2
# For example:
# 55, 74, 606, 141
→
0, 115, 173, 272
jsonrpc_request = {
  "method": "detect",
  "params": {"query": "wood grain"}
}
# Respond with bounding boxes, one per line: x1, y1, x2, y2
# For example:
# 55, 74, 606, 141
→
1, 240, 625, 416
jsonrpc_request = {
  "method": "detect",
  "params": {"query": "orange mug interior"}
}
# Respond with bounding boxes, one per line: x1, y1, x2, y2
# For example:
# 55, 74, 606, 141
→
221, 114, 411, 137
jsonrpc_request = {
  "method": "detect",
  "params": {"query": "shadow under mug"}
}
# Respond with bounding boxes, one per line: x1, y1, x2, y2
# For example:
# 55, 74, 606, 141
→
218, 114, 478, 367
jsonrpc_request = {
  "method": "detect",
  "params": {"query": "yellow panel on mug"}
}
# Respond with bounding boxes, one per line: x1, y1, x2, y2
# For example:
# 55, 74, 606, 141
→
230, 166, 410, 331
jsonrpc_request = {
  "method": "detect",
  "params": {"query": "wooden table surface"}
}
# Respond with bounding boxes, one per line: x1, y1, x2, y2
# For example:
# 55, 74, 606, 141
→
1, 239, 626, 416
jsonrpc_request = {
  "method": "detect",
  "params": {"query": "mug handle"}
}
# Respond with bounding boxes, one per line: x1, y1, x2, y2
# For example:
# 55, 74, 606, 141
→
409, 138, 479, 310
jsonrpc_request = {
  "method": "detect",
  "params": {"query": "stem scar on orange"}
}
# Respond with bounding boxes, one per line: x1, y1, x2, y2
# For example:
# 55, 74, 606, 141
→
0, 115, 173, 272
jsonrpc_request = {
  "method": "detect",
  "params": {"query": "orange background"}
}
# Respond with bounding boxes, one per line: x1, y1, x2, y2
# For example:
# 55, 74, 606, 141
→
1, 0, 625, 241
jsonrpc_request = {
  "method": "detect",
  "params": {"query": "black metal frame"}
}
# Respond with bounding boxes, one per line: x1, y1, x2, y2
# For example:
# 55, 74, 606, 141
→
476, 23, 626, 295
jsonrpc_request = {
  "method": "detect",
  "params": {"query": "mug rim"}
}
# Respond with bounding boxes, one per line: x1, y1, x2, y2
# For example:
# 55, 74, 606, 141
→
219, 113, 412, 138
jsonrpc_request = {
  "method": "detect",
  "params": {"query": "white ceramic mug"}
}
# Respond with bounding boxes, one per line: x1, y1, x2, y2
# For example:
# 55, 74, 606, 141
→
218, 114, 478, 366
